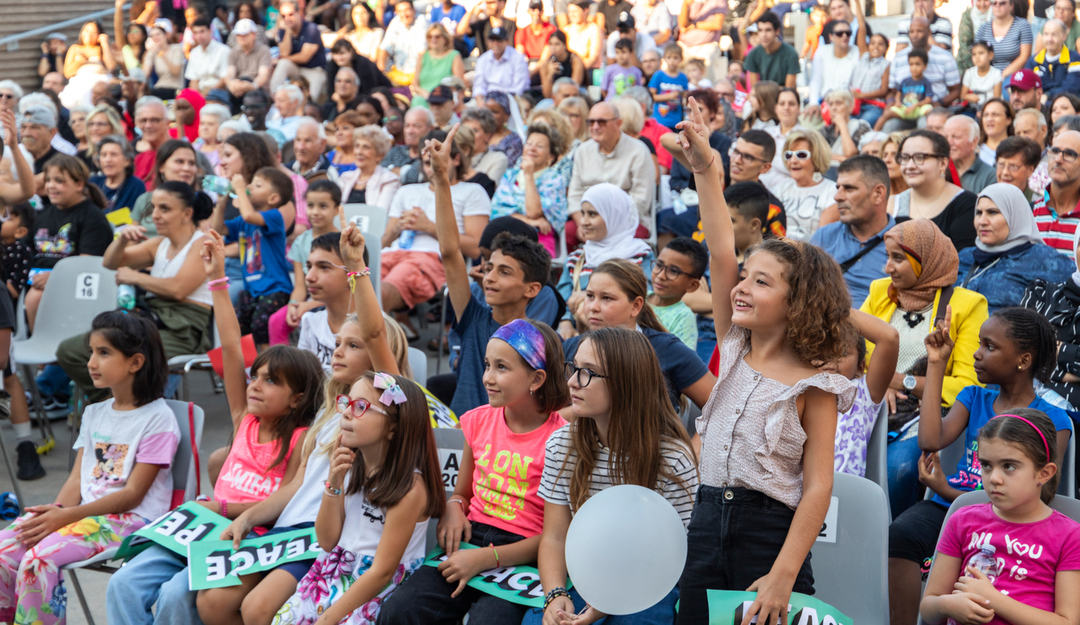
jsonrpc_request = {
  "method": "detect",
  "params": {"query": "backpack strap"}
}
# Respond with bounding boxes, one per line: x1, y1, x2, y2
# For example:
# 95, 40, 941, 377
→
934, 286, 955, 326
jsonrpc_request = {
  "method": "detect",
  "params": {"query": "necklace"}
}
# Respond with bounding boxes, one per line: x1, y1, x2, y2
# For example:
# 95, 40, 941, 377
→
902, 310, 926, 328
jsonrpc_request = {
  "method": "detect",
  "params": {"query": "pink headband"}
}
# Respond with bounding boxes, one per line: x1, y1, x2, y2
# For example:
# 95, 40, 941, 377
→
993, 414, 1050, 462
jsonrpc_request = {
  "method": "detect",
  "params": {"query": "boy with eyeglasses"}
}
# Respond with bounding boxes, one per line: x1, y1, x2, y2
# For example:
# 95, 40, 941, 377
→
647, 237, 705, 348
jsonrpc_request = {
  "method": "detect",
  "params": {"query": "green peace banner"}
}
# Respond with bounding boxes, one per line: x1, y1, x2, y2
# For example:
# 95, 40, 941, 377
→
422, 543, 571, 607
187, 528, 322, 590
706, 590, 853, 625
115, 501, 231, 560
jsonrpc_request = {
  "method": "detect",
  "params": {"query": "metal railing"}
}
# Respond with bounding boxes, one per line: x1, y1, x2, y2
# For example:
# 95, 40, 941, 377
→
0, 4, 131, 52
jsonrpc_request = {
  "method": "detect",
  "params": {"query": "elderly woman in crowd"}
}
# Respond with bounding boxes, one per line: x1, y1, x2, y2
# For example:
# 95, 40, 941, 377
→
956, 183, 1073, 312
890, 130, 978, 250
859, 130, 890, 157
327, 109, 363, 174
491, 121, 568, 256
820, 88, 872, 161
89, 135, 146, 216
979, 97, 1015, 165
337, 124, 400, 209
462, 106, 510, 184
485, 91, 524, 166
527, 106, 576, 185
194, 102, 230, 170
1022, 230, 1080, 410
773, 129, 837, 241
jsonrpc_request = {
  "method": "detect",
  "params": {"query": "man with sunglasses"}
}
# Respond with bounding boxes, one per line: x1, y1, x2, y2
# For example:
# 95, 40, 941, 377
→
1033, 130, 1080, 258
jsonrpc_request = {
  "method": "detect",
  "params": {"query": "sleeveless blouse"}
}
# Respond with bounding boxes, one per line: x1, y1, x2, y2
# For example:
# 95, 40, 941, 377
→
697, 325, 856, 509
150, 231, 212, 306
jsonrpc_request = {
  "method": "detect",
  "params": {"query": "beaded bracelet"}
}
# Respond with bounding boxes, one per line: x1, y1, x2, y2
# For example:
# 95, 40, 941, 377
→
543, 587, 571, 611
208, 277, 230, 291
489, 543, 500, 568
324, 481, 343, 497
346, 268, 371, 293
219, 499, 228, 518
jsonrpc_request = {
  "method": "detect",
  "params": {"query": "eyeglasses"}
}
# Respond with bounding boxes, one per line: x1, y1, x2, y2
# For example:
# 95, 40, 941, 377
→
382, 115, 400, 122
240, 104, 266, 112
565, 362, 608, 387
729, 146, 766, 163
995, 161, 1028, 173
833, 30, 852, 37
87, 121, 111, 128
136, 117, 164, 125
652, 259, 695, 280
336, 395, 389, 418
1050, 146, 1080, 163
898, 152, 944, 165
990, 1, 1009, 6
587, 118, 617, 126
784, 149, 811, 161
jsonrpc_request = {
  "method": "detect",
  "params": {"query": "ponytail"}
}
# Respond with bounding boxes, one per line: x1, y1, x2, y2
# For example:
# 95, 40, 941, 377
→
591, 259, 668, 333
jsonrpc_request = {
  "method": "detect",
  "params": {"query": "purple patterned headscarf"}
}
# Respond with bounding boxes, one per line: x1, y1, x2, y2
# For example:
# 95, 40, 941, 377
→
491, 319, 546, 371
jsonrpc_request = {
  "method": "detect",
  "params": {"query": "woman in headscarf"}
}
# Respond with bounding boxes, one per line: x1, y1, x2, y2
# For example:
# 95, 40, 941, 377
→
484, 91, 525, 167
1021, 228, 1080, 410
169, 88, 205, 143
860, 218, 989, 515
957, 183, 1073, 313
555, 183, 654, 339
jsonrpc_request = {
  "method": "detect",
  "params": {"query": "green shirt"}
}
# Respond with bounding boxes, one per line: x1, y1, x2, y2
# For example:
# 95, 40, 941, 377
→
651, 297, 698, 349
744, 41, 801, 85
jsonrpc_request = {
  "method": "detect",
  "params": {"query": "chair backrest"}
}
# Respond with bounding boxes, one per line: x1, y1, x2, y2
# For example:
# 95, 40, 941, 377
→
1060, 430, 1075, 498
340, 204, 388, 305
165, 399, 205, 503
865, 405, 890, 518
19, 256, 118, 357
433, 427, 465, 497
810, 472, 890, 625
407, 347, 427, 385
925, 433, 968, 500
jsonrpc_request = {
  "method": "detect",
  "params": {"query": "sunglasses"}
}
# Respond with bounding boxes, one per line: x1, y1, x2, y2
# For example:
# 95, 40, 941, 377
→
587, 118, 617, 126
336, 395, 389, 418
784, 149, 811, 161
833, 30, 852, 37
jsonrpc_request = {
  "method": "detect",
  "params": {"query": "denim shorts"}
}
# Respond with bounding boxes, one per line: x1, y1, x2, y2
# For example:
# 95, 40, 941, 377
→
677, 486, 813, 625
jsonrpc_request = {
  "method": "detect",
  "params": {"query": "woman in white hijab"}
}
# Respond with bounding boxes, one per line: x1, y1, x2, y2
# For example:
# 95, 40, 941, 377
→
957, 182, 1073, 312
555, 183, 655, 339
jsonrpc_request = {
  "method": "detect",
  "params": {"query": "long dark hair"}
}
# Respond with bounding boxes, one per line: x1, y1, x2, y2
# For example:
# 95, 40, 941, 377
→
44, 154, 107, 209
89, 311, 168, 407
979, 408, 1059, 503
127, 23, 148, 60
344, 373, 446, 518
224, 132, 277, 183
249, 346, 325, 469
153, 140, 198, 187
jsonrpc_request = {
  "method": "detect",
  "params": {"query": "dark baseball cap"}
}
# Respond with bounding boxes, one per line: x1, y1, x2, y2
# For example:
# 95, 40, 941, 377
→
529, 0, 544, 9
489, 25, 509, 40
428, 85, 454, 104
616, 11, 635, 29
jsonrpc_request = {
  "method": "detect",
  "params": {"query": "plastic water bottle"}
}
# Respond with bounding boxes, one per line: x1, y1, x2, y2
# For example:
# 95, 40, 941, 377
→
118, 284, 136, 310
202, 175, 231, 196
967, 545, 1000, 583
398, 229, 416, 250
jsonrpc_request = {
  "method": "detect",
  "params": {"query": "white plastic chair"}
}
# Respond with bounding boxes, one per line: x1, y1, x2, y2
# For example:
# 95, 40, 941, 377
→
810, 472, 890, 625
408, 347, 428, 385
865, 405, 891, 518
64, 400, 205, 625
338, 204, 388, 305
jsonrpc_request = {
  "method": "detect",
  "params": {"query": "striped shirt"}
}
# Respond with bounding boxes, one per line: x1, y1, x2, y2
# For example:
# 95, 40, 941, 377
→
1032, 189, 1080, 259
976, 17, 1034, 72
538, 425, 699, 527
897, 14, 954, 48
888, 45, 961, 102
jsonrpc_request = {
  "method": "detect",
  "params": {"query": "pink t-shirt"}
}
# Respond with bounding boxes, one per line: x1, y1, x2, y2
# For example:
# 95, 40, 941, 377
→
937, 503, 1080, 624
459, 405, 566, 537
214, 414, 307, 502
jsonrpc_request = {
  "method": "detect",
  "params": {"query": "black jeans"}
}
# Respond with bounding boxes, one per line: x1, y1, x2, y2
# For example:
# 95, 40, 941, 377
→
376, 521, 530, 625
677, 486, 814, 625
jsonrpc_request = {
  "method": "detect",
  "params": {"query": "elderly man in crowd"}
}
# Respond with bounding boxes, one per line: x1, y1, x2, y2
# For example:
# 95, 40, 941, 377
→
641, 48, 662, 83
1026, 19, 1080, 97
567, 101, 655, 241
945, 115, 997, 194
287, 118, 333, 181
267, 84, 305, 141
427, 85, 458, 129
131, 96, 169, 188
925, 107, 951, 135
224, 19, 272, 112
1009, 70, 1044, 113
1015, 108, 1049, 153
20, 106, 58, 198
270, 0, 328, 102
1033, 129, 1080, 258
382, 107, 434, 183
473, 26, 530, 99
323, 67, 363, 123
811, 155, 895, 307
550, 77, 582, 106
996, 136, 1043, 204
884, 17, 960, 131
185, 18, 230, 96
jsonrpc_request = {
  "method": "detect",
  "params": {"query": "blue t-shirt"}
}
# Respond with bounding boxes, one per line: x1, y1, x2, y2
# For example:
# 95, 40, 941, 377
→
649, 70, 689, 130
898, 76, 935, 106
446, 282, 563, 370
431, 3, 472, 51
563, 326, 708, 408
225, 209, 293, 298
89, 174, 147, 215
450, 294, 505, 415
931, 385, 1074, 507
274, 20, 327, 69
602, 64, 644, 100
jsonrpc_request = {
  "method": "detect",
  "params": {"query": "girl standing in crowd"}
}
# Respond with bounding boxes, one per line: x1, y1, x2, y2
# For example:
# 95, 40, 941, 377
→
0, 312, 176, 625
676, 98, 856, 625
378, 317, 568, 624
533, 327, 699, 625
556, 183, 654, 340
956, 183, 1073, 313
105, 229, 324, 625
921, 409, 1080, 625
893, 308, 1074, 625
889, 131, 978, 251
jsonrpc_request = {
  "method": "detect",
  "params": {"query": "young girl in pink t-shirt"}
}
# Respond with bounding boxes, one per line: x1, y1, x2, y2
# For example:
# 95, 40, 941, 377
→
921, 409, 1080, 625
377, 318, 569, 624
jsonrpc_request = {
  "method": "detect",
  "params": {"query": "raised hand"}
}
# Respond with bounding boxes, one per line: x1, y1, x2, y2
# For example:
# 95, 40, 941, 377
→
200, 229, 227, 280
0, 111, 17, 148
424, 123, 459, 180
338, 206, 367, 270
675, 97, 714, 173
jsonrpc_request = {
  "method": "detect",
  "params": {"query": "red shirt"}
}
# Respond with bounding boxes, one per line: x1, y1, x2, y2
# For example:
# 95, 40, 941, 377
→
134, 150, 157, 191
641, 118, 674, 170
515, 22, 557, 60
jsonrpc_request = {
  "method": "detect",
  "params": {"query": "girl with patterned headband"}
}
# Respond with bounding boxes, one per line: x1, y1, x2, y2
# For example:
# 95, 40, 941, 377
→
379, 317, 571, 624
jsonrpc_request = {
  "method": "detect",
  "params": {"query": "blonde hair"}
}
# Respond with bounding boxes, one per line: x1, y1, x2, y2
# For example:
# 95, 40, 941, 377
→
454, 123, 476, 160
613, 97, 644, 136
426, 23, 453, 50
353, 124, 393, 159
85, 105, 126, 159
784, 129, 832, 174
303, 312, 414, 460
558, 96, 590, 142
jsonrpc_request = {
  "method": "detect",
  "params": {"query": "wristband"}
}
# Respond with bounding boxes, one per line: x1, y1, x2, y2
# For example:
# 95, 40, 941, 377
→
691, 154, 716, 175
324, 480, 343, 497
544, 587, 571, 611
208, 277, 230, 291
490, 543, 500, 568
346, 268, 370, 293
447, 497, 465, 507
219, 499, 228, 518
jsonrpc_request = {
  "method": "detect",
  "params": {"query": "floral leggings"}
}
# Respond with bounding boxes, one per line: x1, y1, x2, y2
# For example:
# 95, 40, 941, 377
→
237, 291, 291, 345
0, 513, 145, 625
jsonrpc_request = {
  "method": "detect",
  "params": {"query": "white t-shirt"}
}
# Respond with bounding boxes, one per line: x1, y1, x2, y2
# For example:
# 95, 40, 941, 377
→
297, 308, 337, 371
962, 66, 1003, 108
773, 177, 838, 242
386, 181, 492, 254
74, 397, 180, 521
275, 422, 337, 528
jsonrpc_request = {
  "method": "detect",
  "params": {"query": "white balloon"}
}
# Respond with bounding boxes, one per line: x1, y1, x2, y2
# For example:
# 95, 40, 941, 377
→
564, 484, 688, 615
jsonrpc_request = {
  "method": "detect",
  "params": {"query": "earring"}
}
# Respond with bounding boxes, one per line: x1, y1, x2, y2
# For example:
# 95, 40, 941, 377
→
1018, 365, 1023, 371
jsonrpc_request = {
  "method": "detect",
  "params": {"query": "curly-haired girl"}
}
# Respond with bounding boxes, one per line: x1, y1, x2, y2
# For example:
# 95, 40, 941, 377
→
674, 98, 858, 625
